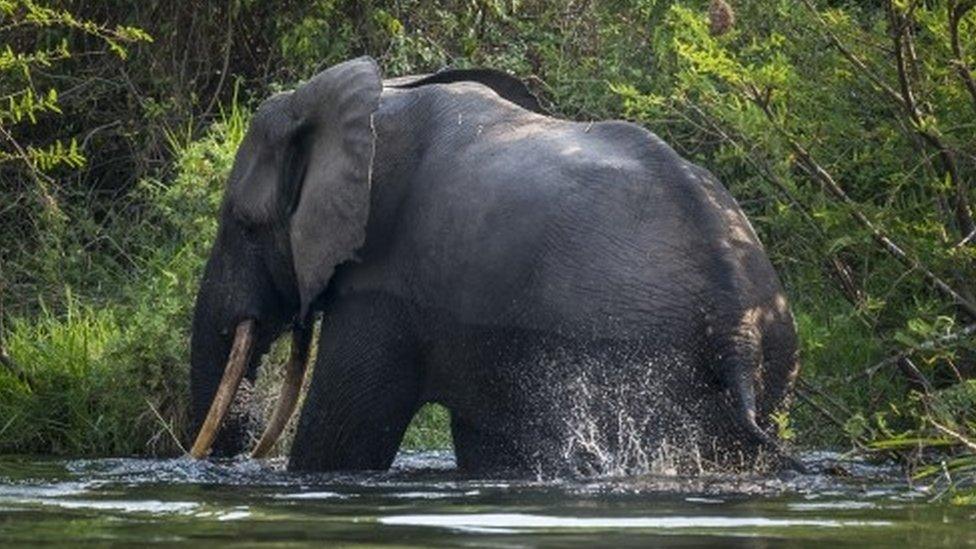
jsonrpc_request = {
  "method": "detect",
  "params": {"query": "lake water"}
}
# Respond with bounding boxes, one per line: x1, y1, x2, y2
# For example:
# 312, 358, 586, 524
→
1, 451, 973, 547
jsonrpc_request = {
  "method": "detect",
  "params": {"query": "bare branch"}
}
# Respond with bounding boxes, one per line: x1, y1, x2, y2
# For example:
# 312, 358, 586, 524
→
930, 419, 976, 453
955, 227, 976, 248
886, 1, 975, 237
795, 381, 871, 450
949, 0, 976, 114
200, 4, 236, 122
801, 0, 975, 237
836, 322, 976, 386
799, 0, 906, 107
745, 86, 976, 319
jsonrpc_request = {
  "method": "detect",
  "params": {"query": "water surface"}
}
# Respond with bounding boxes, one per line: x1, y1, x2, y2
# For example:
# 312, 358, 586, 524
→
1, 451, 973, 547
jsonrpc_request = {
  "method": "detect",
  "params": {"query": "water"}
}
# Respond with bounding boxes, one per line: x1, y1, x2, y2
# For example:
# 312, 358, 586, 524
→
1, 451, 973, 547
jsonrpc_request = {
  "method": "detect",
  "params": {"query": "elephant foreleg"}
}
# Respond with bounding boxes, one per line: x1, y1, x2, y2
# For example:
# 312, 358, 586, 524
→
289, 294, 421, 471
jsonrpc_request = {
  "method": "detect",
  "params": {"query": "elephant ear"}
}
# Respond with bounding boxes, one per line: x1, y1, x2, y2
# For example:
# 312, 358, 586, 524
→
288, 57, 382, 318
225, 92, 302, 226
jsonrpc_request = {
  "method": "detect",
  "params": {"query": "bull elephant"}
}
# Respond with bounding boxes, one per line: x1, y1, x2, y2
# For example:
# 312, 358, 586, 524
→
187, 56, 800, 475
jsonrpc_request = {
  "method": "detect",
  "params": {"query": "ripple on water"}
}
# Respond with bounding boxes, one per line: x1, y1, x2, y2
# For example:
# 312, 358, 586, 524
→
0, 481, 96, 499
789, 500, 885, 511
65, 456, 293, 486
684, 497, 724, 504
273, 491, 353, 500
387, 490, 482, 499
377, 513, 894, 532
214, 508, 252, 521
1, 451, 971, 547
0, 451, 918, 501
0, 479, 200, 515
32, 499, 201, 514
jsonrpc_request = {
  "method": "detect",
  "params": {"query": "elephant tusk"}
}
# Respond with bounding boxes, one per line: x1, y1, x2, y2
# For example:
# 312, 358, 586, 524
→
189, 319, 256, 459
250, 327, 311, 458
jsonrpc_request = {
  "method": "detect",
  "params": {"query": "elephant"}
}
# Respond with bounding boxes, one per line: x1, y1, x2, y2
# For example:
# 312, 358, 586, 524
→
187, 56, 800, 475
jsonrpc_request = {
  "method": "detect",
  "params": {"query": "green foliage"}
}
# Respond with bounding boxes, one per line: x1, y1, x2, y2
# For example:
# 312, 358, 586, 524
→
869, 381, 976, 503
0, 102, 245, 455
402, 404, 454, 450
0, 295, 134, 454
0, 0, 151, 330
0, 0, 149, 187
611, 0, 975, 496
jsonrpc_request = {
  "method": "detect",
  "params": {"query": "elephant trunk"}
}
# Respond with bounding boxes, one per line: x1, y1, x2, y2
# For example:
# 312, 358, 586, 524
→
189, 319, 256, 458
189, 219, 312, 459
188, 222, 281, 459
189, 321, 311, 460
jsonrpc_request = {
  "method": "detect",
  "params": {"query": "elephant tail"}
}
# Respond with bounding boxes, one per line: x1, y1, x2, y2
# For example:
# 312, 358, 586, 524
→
716, 317, 807, 473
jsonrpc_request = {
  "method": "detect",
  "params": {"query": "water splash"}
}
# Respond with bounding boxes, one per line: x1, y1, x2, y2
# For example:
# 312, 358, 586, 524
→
549, 351, 763, 478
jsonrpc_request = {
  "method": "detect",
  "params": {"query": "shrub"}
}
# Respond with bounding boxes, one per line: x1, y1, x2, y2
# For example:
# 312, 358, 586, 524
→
0, 101, 244, 455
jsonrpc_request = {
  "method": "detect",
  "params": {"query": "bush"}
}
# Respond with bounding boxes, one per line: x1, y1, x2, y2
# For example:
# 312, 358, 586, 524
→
0, 100, 244, 455
1, 297, 134, 454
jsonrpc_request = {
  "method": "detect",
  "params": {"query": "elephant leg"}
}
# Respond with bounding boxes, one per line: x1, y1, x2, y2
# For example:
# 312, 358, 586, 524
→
450, 400, 564, 475
289, 294, 421, 471
450, 412, 521, 473
451, 410, 576, 476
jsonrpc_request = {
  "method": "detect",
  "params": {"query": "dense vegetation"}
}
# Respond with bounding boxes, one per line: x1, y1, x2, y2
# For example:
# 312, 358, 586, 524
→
1, 1, 973, 502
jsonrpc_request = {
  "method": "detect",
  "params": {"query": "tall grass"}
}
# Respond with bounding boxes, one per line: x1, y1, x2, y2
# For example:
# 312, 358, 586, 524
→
1, 296, 134, 454
0, 102, 246, 456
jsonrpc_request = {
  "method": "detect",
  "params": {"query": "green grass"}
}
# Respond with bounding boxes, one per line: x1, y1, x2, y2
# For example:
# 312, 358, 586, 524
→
1, 297, 136, 454
790, 296, 894, 448
869, 381, 976, 503
0, 103, 246, 456
402, 404, 453, 450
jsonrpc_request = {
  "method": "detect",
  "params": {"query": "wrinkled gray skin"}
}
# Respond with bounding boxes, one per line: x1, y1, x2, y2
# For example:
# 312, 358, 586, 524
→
190, 57, 799, 475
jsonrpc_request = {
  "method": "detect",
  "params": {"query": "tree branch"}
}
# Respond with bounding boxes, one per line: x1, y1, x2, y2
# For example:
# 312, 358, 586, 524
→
886, 1, 975, 237
836, 322, 976, 386
799, 0, 906, 107
801, 0, 975, 237
795, 381, 870, 450
949, 0, 976, 114
745, 86, 976, 319
929, 419, 976, 453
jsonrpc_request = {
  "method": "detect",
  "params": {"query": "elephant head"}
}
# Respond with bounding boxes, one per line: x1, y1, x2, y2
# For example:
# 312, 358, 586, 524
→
188, 57, 382, 458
